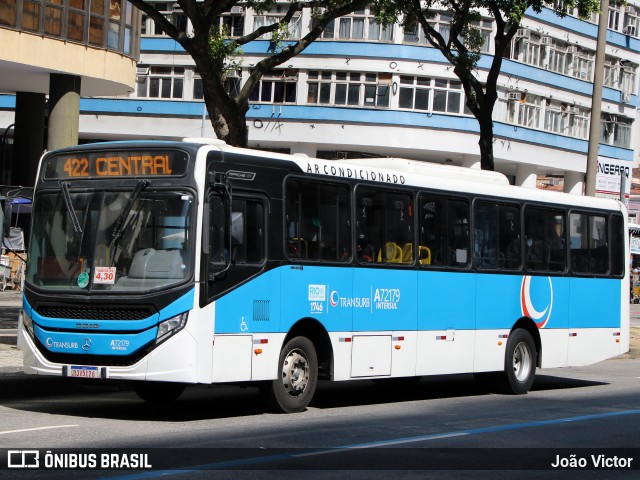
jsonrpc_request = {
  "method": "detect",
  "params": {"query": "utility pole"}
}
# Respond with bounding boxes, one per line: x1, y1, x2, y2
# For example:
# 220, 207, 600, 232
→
585, 0, 609, 196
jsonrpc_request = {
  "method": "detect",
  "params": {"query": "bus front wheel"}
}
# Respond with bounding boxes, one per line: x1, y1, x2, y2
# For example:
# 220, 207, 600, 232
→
504, 328, 536, 394
134, 381, 185, 403
260, 336, 318, 413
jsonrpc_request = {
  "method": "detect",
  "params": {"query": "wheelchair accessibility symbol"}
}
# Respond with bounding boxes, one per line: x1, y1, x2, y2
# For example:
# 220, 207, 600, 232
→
240, 317, 248, 332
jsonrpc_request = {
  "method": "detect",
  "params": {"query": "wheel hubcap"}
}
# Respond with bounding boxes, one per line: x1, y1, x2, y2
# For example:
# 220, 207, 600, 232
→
513, 342, 532, 382
281, 348, 309, 396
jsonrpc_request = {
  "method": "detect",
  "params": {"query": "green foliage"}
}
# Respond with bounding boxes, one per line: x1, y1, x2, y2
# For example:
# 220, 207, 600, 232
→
208, 25, 244, 74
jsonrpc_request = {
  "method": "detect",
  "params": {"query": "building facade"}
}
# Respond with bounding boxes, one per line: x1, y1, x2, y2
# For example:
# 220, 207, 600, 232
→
0, 0, 140, 186
0, 2, 638, 193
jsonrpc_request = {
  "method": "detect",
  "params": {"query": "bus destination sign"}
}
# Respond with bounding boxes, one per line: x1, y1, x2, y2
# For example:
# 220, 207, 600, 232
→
43, 151, 188, 180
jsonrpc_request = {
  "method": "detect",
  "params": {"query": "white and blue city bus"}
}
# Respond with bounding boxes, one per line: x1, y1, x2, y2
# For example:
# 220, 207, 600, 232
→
16, 139, 629, 412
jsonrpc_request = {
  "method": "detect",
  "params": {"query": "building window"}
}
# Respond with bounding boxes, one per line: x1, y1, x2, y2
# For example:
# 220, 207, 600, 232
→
141, 1, 187, 36
307, 71, 390, 109
398, 75, 430, 111
571, 47, 594, 81
193, 70, 240, 100
547, 40, 571, 76
600, 114, 632, 148
22, 0, 41, 32
404, 11, 481, 49
0, 0, 18, 27
219, 13, 244, 37
44, 1, 64, 37
321, 6, 393, 42
619, 64, 637, 97
609, 1, 623, 30
250, 70, 298, 103
253, 6, 301, 40
68, 0, 86, 42
544, 102, 589, 139
624, 5, 639, 36
307, 71, 332, 104
137, 66, 185, 99
433, 79, 463, 114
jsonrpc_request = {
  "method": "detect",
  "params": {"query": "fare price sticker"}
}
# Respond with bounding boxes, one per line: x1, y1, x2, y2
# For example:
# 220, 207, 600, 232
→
94, 266, 116, 284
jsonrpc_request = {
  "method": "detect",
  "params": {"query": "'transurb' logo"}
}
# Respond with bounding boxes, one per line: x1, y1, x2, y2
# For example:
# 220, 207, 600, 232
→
520, 275, 553, 328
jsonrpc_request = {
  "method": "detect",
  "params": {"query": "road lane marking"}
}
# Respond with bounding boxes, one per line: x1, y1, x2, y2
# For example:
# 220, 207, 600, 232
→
0, 425, 79, 435
103, 408, 640, 479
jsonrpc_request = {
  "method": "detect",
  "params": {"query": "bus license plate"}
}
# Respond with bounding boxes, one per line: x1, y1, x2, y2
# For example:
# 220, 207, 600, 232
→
69, 366, 100, 378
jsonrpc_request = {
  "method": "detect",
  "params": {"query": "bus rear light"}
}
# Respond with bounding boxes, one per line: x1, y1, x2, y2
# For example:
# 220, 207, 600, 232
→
253, 339, 268, 344
569, 332, 578, 337
613, 332, 621, 337
394, 345, 401, 350
393, 336, 404, 341
339, 337, 351, 342
156, 312, 188, 344
254, 348, 263, 355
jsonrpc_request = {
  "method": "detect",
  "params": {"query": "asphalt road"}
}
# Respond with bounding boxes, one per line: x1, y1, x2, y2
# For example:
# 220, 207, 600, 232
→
0, 357, 639, 479
1, 306, 639, 479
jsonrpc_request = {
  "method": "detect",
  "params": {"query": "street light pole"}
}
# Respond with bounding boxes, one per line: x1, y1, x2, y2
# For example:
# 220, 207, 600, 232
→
585, 0, 609, 197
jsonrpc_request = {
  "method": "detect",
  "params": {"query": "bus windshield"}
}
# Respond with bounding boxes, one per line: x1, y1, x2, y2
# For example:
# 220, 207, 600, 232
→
26, 188, 194, 293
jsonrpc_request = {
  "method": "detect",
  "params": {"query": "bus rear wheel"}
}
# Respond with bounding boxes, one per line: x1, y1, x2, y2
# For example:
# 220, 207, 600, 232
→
134, 381, 185, 403
504, 328, 536, 394
260, 336, 318, 413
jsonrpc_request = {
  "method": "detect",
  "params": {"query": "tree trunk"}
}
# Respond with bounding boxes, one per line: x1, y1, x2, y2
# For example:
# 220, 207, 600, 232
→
477, 111, 495, 171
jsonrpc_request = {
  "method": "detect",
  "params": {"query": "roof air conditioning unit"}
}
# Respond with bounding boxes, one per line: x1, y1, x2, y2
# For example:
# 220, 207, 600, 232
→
230, 6, 244, 14
624, 24, 636, 36
507, 92, 521, 101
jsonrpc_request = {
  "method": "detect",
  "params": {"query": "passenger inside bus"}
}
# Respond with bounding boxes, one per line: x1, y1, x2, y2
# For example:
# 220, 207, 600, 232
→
357, 235, 375, 263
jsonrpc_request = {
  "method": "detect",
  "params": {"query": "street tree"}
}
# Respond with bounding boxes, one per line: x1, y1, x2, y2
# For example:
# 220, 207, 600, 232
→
371, 0, 600, 170
128, 0, 366, 146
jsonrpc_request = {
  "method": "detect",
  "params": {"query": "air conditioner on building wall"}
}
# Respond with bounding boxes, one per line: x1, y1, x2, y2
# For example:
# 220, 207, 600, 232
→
626, 6, 636, 13
541, 36, 553, 45
230, 6, 244, 14
567, 46, 578, 53
624, 24, 637, 36
516, 28, 531, 39
507, 92, 521, 101
621, 92, 632, 103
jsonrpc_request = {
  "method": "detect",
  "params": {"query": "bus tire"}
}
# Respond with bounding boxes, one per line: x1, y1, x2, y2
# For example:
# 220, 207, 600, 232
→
134, 381, 185, 403
504, 328, 536, 394
260, 336, 318, 413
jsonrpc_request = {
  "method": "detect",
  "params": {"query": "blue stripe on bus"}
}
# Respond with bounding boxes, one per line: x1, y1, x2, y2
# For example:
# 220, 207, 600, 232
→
32, 324, 157, 356
28, 289, 196, 356
214, 266, 621, 334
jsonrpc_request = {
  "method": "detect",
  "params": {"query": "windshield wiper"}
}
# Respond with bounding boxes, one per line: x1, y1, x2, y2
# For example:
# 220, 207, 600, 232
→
109, 179, 150, 265
59, 181, 83, 234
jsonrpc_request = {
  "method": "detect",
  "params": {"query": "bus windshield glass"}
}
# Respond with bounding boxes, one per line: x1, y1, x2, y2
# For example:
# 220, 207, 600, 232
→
26, 188, 194, 293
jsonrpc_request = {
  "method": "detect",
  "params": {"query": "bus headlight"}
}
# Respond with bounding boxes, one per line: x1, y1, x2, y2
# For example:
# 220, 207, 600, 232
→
156, 312, 188, 344
21, 310, 34, 338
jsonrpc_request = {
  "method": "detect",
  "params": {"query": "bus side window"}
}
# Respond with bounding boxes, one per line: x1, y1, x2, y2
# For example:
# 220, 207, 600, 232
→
525, 206, 565, 273
285, 179, 351, 262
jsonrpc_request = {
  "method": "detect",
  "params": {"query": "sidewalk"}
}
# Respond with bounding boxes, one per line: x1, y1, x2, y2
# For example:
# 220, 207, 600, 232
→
0, 289, 23, 375
0, 289, 23, 308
